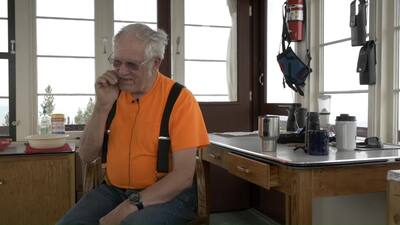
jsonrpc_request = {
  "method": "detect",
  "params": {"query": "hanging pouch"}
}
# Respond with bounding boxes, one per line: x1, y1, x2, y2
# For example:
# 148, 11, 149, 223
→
277, 46, 311, 96
350, 0, 367, 46
356, 40, 376, 85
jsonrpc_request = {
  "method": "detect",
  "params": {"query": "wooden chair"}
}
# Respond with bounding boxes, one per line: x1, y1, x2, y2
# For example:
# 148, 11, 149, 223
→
82, 153, 209, 225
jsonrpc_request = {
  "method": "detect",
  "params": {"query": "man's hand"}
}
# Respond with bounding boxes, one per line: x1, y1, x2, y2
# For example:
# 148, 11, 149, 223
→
99, 200, 137, 225
95, 70, 120, 112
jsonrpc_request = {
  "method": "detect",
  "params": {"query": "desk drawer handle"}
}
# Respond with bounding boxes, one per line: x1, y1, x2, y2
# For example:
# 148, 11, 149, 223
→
236, 166, 250, 174
209, 153, 221, 160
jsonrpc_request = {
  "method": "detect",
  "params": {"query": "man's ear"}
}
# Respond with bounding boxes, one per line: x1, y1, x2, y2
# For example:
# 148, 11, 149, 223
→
152, 57, 162, 70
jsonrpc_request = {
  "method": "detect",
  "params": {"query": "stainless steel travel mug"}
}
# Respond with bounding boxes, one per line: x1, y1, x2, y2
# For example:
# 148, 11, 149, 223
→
258, 115, 280, 151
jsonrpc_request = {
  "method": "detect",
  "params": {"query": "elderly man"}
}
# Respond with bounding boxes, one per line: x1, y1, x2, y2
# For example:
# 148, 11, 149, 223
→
57, 23, 209, 225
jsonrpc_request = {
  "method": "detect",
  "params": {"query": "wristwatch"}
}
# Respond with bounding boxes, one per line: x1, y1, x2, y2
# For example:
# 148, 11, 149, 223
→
128, 192, 144, 210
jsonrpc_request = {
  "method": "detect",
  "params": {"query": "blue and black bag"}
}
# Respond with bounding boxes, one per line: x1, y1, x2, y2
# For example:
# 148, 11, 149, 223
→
277, 47, 311, 96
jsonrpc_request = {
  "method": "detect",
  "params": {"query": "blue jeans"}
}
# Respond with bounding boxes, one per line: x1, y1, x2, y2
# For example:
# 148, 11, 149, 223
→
57, 182, 197, 225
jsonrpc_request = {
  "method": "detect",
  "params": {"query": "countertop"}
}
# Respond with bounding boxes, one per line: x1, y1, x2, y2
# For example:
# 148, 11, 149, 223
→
209, 132, 400, 167
0, 141, 75, 156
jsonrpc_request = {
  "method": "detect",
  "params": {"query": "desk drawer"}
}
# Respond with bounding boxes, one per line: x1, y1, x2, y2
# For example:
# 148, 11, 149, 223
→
226, 153, 279, 189
201, 145, 228, 169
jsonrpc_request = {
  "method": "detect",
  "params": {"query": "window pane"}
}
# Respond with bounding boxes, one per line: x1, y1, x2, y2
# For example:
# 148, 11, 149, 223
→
194, 95, 229, 102
324, 41, 367, 91
0, 59, 8, 96
38, 95, 95, 125
184, 0, 236, 102
37, 0, 94, 19
37, 57, 95, 94
0, 98, 9, 136
114, 0, 157, 23
185, 26, 230, 60
266, 0, 293, 103
185, 0, 231, 26
397, 29, 400, 88
0, 19, 8, 52
37, 19, 94, 56
114, 22, 157, 35
0, 0, 7, 17
324, 0, 369, 43
330, 93, 368, 127
185, 61, 229, 101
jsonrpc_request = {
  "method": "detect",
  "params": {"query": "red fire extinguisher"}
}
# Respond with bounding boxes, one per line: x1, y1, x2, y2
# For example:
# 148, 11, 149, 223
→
287, 0, 305, 42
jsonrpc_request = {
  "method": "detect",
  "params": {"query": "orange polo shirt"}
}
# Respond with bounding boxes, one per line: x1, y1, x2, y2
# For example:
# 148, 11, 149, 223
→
106, 72, 209, 189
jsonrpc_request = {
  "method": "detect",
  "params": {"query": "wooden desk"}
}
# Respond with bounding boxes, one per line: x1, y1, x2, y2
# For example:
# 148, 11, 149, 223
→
202, 133, 400, 225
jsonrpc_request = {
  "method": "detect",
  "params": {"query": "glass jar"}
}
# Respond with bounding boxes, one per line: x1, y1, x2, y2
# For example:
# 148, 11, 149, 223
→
51, 113, 65, 134
40, 114, 51, 135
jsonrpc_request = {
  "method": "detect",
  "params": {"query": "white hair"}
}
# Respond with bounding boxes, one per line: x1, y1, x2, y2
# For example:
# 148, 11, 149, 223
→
114, 23, 168, 60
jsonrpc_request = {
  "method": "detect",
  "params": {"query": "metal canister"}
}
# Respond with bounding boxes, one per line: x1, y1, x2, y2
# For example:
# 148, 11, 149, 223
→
305, 112, 320, 150
51, 113, 65, 134
258, 115, 280, 152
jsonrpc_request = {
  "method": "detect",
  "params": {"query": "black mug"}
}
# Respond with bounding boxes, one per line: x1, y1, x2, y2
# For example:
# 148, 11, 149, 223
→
308, 130, 329, 155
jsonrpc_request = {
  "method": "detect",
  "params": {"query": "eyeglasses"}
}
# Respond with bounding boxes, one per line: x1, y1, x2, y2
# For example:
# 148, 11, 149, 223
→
108, 55, 151, 71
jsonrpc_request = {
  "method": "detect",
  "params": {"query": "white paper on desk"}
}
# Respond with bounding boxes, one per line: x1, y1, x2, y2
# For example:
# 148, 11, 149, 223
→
214, 131, 258, 137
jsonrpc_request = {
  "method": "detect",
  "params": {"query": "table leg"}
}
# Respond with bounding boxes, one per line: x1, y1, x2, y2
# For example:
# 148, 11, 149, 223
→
290, 170, 313, 225
285, 194, 292, 225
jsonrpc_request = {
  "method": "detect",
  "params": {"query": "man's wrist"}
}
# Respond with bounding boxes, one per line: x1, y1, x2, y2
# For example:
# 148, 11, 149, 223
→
134, 201, 144, 210
128, 192, 144, 210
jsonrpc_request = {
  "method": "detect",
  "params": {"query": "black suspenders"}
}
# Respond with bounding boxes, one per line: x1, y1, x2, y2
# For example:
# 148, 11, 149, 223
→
101, 82, 184, 173
156, 82, 184, 172
101, 98, 118, 164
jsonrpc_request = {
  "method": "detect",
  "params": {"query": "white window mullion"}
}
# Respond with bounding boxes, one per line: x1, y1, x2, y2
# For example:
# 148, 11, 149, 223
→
393, 0, 400, 142
305, 0, 321, 112
367, 0, 378, 137
378, 0, 396, 142
171, 0, 185, 84
95, 0, 114, 79
15, 0, 37, 140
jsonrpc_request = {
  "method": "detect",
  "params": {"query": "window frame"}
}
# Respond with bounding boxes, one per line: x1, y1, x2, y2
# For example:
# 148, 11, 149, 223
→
171, 0, 253, 132
12, 0, 254, 138
0, 0, 16, 140
35, 2, 96, 130
318, 0, 371, 135
33, 0, 166, 132
258, 0, 298, 118
394, 0, 400, 142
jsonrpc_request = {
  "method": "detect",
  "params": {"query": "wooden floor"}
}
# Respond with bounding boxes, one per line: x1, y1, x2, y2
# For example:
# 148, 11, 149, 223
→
210, 209, 279, 225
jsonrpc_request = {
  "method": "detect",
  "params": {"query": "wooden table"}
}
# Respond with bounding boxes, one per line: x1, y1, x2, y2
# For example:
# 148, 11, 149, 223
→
202, 133, 400, 225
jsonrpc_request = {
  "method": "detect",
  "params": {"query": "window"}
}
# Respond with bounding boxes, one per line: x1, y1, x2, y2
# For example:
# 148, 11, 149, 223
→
36, 0, 95, 128
113, 0, 157, 34
35, 0, 160, 130
320, 0, 369, 128
173, 0, 236, 102
266, 0, 294, 104
0, 0, 15, 139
